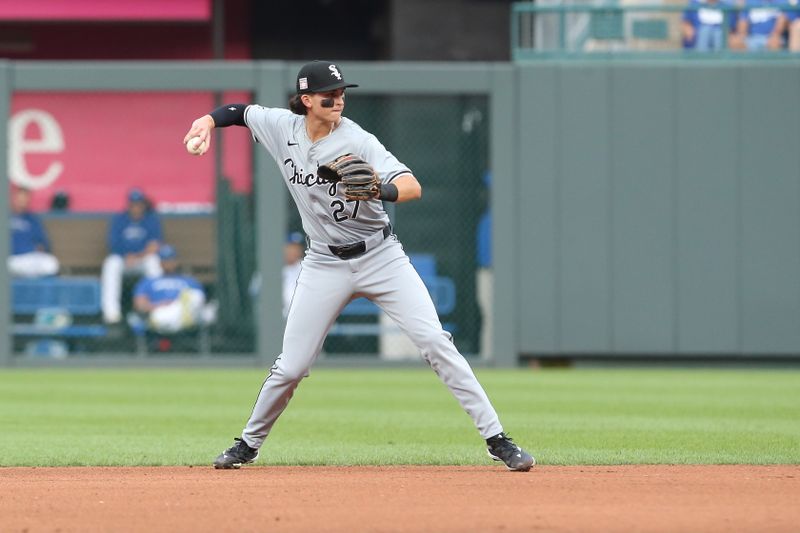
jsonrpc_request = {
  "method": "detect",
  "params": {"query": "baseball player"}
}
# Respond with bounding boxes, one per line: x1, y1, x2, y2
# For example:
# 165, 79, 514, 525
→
9, 187, 60, 278
183, 60, 534, 472
101, 189, 163, 323
132, 244, 206, 334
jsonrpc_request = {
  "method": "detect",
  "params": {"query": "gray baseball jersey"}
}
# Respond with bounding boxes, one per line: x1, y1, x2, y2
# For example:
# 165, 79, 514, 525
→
235, 105, 505, 451
244, 105, 410, 245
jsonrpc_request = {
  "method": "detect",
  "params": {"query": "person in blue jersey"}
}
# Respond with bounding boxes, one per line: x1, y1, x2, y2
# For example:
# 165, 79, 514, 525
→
101, 188, 163, 323
8, 187, 59, 278
729, 0, 789, 50
132, 244, 206, 333
681, 0, 737, 51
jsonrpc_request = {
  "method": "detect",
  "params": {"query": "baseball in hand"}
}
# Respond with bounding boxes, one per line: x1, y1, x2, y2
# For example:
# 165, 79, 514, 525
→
185, 136, 209, 156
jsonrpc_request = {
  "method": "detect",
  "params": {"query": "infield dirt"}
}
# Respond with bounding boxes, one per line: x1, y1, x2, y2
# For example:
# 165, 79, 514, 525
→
2, 465, 798, 532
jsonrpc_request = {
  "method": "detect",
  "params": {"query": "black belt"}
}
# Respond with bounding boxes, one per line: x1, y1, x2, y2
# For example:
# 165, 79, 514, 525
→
328, 225, 392, 260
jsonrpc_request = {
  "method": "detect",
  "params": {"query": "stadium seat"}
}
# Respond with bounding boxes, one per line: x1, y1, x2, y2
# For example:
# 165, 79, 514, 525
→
11, 278, 107, 348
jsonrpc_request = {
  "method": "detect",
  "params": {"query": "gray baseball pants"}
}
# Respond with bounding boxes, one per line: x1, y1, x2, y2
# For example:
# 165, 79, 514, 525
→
241, 236, 504, 448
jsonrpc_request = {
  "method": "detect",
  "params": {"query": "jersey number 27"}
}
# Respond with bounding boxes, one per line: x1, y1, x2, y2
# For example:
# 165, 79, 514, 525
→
330, 199, 360, 222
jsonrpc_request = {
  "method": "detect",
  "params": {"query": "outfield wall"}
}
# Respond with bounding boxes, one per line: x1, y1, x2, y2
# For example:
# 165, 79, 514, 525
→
1, 60, 799, 366
515, 62, 800, 358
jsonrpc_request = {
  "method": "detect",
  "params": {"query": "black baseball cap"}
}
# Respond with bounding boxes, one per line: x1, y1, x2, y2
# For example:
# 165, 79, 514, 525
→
296, 60, 359, 94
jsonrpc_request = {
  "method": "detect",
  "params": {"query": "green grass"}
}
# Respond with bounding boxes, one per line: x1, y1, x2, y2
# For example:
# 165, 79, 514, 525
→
0, 368, 798, 466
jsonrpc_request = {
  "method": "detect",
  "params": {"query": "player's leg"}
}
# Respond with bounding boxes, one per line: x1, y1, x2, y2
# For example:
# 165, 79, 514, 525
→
37, 253, 60, 277
215, 254, 353, 468
8, 252, 58, 278
363, 240, 534, 471
7, 255, 25, 277
180, 288, 206, 327
100, 254, 124, 323
362, 240, 502, 438
148, 301, 183, 333
141, 253, 163, 278
790, 19, 800, 52
242, 256, 353, 446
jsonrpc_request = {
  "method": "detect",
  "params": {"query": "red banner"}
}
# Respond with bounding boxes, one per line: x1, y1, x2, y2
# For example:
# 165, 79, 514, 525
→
10, 92, 253, 212
0, 0, 210, 21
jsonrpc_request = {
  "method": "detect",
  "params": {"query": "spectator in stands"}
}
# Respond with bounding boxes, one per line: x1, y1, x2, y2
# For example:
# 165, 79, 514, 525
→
101, 188, 162, 324
282, 232, 305, 317
729, 0, 789, 50
787, 5, 800, 50
132, 244, 206, 333
9, 186, 59, 278
682, 0, 737, 51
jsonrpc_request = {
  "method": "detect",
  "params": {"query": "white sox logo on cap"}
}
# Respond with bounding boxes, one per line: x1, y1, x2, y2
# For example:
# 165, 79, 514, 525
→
296, 60, 358, 93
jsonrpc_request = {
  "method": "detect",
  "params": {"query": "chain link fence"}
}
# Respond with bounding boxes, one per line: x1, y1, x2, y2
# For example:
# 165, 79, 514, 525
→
286, 94, 490, 359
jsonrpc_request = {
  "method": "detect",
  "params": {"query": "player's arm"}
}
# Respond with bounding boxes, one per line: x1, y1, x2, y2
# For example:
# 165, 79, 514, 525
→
182, 104, 249, 155
355, 134, 421, 203
768, 14, 788, 49
389, 174, 422, 203
133, 281, 153, 313
108, 215, 124, 255
142, 240, 160, 257
133, 294, 153, 314
736, 15, 749, 38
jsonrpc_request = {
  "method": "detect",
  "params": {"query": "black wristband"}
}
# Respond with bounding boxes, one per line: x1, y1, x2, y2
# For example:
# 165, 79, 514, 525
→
209, 103, 247, 128
378, 183, 399, 202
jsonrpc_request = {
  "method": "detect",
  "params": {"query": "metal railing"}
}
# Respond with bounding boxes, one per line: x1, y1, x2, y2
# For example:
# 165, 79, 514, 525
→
512, 2, 800, 59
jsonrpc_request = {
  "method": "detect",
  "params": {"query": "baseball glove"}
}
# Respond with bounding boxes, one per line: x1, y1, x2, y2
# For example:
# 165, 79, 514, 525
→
318, 154, 379, 201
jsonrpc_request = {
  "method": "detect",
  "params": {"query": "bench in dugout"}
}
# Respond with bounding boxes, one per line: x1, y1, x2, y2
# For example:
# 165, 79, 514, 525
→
12, 277, 107, 356
13, 213, 218, 355
327, 253, 457, 338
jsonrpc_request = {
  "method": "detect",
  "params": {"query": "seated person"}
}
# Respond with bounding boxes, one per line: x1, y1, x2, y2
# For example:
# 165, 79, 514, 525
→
101, 188, 163, 323
682, 0, 737, 51
132, 244, 206, 334
9, 186, 59, 278
248, 232, 307, 319
729, 0, 789, 50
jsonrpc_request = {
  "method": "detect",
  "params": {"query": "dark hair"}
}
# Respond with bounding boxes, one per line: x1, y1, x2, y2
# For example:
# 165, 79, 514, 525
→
289, 94, 307, 115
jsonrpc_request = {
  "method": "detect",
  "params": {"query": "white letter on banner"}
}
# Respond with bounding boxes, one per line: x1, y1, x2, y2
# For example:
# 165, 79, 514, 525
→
9, 109, 65, 189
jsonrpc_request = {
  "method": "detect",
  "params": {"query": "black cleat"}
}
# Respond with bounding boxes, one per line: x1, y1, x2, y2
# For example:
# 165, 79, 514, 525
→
486, 433, 535, 472
213, 438, 259, 469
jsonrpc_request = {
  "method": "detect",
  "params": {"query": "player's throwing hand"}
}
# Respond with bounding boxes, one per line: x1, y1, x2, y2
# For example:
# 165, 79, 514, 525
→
182, 115, 215, 156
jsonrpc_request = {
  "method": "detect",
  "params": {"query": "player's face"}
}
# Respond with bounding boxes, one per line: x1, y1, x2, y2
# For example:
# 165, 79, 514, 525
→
161, 258, 178, 273
311, 89, 345, 120
128, 200, 146, 219
12, 189, 31, 212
